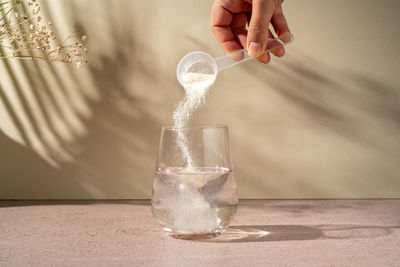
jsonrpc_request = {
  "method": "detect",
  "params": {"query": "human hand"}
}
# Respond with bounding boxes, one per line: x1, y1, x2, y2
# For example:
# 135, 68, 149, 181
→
210, 0, 291, 64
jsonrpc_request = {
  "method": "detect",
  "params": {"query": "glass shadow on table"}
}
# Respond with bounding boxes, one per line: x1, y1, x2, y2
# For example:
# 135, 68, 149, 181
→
191, 224, 400, 243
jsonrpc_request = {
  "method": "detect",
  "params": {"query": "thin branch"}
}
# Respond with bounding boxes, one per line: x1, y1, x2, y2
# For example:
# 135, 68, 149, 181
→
0, 0, 88, 67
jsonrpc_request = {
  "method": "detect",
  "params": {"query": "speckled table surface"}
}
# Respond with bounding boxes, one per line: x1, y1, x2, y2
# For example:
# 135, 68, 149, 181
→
0, 199, 399, 266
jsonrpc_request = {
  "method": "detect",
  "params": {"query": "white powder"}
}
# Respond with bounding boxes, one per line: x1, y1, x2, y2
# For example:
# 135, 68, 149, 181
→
161, 71, 218, 234
159, 181, 217, 234
172, 72, 216, 168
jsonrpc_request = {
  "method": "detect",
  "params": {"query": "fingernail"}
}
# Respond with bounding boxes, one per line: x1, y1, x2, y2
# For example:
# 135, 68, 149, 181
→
248, 42, 261, 57
260, 54, 270, 64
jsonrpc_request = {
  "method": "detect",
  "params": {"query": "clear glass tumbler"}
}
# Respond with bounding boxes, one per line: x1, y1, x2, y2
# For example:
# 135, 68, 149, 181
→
151, 125, 238, 238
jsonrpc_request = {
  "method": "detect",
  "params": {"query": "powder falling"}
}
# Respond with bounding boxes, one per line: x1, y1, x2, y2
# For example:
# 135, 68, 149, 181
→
172, 72, 216, 168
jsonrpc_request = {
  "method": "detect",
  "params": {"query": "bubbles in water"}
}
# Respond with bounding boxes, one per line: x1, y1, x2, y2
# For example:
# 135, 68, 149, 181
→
152, 167, 237, 235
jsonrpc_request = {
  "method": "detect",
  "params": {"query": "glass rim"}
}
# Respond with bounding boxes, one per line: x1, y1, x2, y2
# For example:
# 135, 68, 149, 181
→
161, 124, 228, 131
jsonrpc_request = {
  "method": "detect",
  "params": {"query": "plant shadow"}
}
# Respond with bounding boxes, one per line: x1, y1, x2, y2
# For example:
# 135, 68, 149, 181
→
0, 0, 164, 198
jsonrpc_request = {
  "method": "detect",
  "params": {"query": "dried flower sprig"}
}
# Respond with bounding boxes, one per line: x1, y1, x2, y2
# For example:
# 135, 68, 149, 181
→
0, 0, 88, 68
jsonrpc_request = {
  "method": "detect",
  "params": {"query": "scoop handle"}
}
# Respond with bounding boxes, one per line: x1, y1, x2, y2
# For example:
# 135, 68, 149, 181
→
215, 33, 294, 72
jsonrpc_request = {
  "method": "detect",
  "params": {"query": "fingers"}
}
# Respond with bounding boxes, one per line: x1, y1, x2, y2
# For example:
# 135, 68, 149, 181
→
256, 30, 281, 64
211, 0, 290, 65
231, 13, 247, 48
210, 1, 243, 53
256, 51, 271, 64
268, 29, 285, 58
271, 4, 291, 37
246, 0, 276, 58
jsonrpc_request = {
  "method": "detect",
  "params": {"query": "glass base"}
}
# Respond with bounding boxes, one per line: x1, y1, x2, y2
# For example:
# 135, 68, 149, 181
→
163, 227, 226, 240
170, 232, 223, 240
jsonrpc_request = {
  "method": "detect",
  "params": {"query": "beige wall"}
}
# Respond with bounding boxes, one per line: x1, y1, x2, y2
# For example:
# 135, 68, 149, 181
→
0, 0, 399, 199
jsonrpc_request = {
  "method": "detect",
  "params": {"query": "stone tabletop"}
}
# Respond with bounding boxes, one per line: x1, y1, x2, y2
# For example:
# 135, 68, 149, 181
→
0, 199, 399, 266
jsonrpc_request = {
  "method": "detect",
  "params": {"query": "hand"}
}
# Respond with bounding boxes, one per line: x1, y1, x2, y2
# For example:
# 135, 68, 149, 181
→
210, 0, 291, 64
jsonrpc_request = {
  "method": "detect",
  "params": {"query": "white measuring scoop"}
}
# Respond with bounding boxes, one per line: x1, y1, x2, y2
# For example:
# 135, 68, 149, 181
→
177, 33, 294, 87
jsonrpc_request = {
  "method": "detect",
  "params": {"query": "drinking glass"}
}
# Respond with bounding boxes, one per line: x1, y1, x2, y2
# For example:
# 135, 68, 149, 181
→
151, 125, 238, 238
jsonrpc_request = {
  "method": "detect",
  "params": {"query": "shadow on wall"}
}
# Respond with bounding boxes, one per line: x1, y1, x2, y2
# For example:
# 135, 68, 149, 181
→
1, 1, 400, 199
269, 53, 400, 149
0, 1, 162, 198
222, 50, 400, 198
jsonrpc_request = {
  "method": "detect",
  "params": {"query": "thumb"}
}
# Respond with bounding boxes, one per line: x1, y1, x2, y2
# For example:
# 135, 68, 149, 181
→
247, 0, 276, 58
